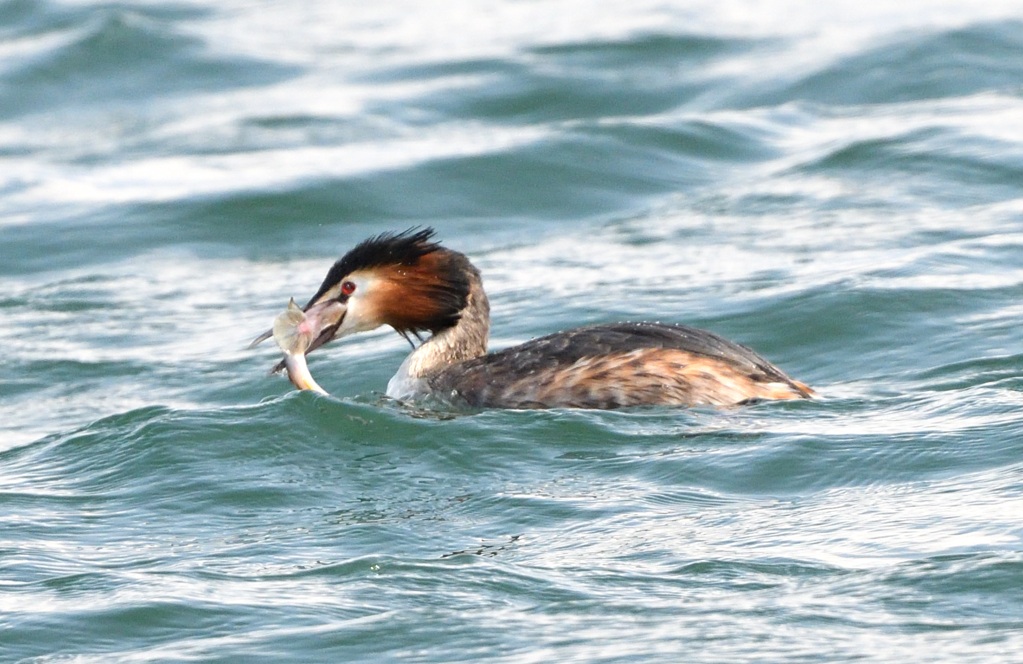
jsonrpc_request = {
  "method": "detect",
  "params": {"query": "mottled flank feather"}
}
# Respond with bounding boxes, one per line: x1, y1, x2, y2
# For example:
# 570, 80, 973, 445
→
427, 322, 813, 409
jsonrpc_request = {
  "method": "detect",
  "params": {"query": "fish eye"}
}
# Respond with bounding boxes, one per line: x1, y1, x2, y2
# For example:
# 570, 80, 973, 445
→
340, 280, 356, 296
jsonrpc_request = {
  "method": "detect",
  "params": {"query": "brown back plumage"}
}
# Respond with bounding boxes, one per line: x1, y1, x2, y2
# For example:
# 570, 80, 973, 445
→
427, 322, 813, 409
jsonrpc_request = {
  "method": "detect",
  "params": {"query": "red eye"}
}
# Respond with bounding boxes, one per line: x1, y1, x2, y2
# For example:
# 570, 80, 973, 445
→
340, 281, 356, 296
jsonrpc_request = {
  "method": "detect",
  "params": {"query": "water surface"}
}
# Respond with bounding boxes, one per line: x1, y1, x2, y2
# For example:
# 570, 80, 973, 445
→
3, 1, 1023, 661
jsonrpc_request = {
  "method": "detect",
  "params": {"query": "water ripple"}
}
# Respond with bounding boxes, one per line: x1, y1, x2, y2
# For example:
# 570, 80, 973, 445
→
4, 1, 1023, 662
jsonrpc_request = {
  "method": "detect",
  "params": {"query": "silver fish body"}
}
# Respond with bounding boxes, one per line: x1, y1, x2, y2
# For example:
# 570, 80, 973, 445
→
272, 299, 329, 395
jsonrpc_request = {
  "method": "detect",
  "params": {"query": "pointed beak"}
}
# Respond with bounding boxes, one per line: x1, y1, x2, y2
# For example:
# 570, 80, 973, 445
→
250, 298, 347, 371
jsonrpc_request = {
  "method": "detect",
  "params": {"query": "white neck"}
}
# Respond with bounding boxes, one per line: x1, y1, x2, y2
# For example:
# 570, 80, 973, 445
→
386, 273, 489, 401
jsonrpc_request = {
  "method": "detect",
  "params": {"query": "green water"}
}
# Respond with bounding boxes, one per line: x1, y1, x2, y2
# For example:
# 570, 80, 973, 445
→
3, 1, 1023, 662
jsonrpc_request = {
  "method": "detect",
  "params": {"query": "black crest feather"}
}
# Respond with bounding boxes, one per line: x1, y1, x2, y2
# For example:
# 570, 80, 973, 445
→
305, 228, 440, 307
306, 227, 474, 334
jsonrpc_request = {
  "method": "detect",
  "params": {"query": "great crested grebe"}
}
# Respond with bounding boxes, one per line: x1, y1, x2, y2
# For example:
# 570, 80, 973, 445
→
253, 228, 814, 409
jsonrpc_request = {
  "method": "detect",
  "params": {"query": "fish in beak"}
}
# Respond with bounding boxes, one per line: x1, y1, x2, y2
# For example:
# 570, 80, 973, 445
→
252, 228, 467, 394
250, 296, 347, 392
